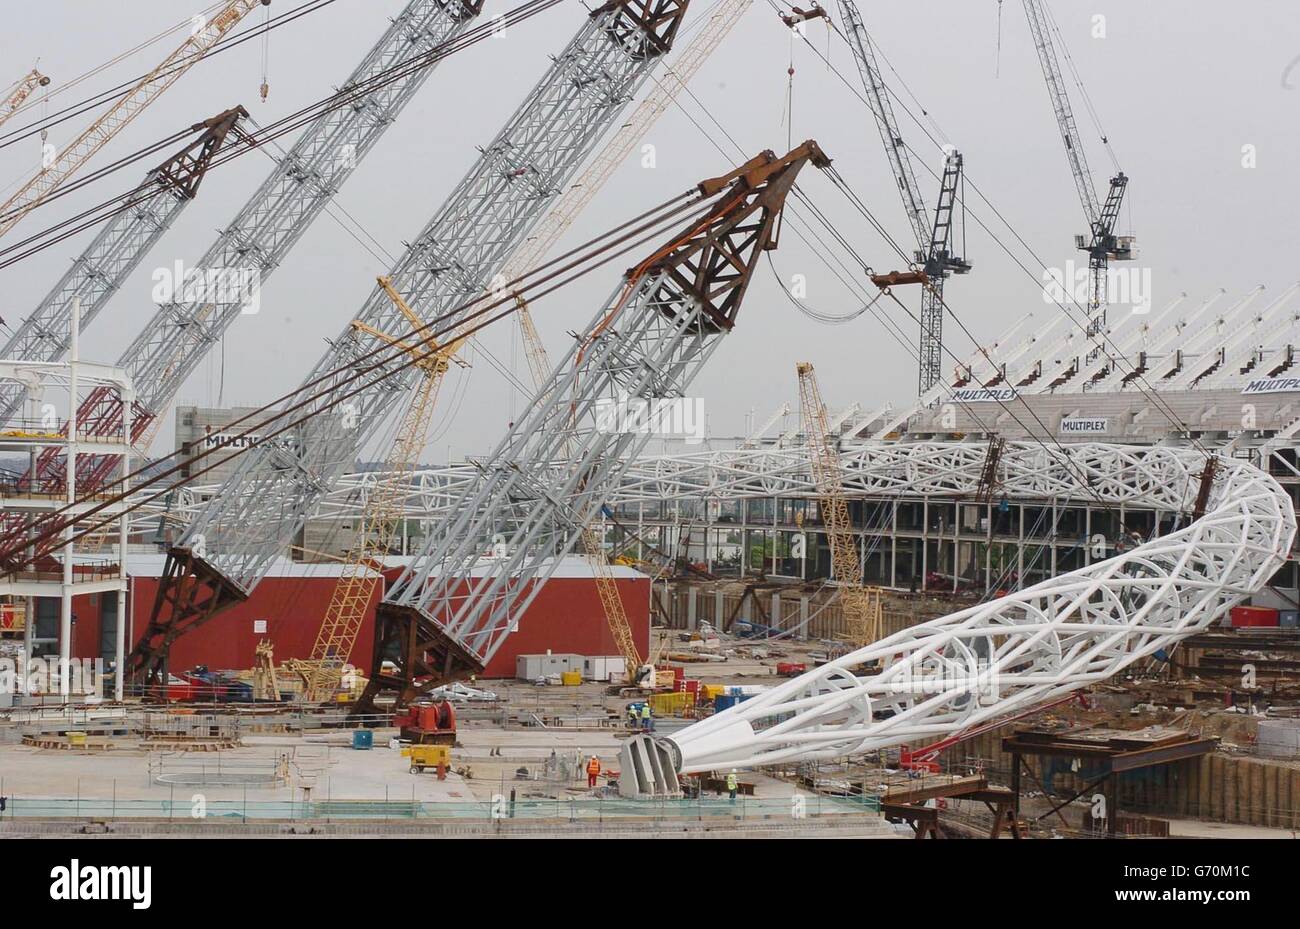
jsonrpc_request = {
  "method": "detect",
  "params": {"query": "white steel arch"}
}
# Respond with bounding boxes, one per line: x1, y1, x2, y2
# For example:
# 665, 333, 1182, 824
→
621, 443, 1295, 787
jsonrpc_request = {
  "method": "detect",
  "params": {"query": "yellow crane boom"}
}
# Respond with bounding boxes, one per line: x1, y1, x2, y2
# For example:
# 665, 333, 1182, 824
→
0, 69, 51, 131
297, 276, 466, 701
796, 361, 882, 647
0, 0, 268, 240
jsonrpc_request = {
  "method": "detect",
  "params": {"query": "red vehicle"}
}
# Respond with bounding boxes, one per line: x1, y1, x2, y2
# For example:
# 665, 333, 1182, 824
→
394, 699, 457, 746
156, 674, 198, 702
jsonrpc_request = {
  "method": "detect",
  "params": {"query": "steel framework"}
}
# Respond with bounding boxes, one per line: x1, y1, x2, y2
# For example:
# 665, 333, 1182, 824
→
30, 0, 486, 495
620, 443, 1295, 791
359, 141, 829, 708
0, 1, 266, 240
0, 108, 248, 424
295, 277, 466, 701
0, 69, 51, 131
130, 0, 693, 683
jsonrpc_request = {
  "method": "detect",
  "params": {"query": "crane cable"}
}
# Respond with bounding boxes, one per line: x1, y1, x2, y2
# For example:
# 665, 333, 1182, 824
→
0, 0, 567, 268
0, 187, 711, 565
0, 0, 340, 152
657, 16, 1172, 524
776, 2, 1206, 459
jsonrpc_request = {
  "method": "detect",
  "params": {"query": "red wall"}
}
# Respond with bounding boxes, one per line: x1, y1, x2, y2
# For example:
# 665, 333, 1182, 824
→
68, 573, 649, 680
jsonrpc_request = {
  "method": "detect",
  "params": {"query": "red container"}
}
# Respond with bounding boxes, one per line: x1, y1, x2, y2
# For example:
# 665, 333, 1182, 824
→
776, 662, 807, 677
1230, 606, 1280, 628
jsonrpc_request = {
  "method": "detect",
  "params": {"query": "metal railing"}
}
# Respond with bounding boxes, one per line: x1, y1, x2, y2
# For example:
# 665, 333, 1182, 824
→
0, 791, 881, 824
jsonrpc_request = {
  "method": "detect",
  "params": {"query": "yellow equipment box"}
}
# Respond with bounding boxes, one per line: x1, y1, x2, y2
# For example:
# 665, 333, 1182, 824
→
401, 744, 450, 773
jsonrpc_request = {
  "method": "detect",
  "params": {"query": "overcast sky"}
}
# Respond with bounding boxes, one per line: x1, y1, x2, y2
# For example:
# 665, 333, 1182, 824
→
2, 0, 1298, 462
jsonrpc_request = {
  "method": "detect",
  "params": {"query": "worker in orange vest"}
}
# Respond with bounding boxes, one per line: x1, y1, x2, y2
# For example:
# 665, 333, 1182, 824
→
586, 755, 602, 789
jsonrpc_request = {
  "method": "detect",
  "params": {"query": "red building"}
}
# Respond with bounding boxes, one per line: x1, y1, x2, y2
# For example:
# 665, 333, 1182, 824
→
60, 554, 650, 679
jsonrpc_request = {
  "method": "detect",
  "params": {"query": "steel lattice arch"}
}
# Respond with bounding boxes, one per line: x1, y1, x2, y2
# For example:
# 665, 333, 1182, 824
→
618, 442, 1296, 791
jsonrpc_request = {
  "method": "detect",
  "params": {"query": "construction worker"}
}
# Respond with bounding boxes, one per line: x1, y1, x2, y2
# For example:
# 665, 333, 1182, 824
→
586, 755, 602, 789
627, 704, 639, 729
726, 769, 739, 802
640, 701, 653, 732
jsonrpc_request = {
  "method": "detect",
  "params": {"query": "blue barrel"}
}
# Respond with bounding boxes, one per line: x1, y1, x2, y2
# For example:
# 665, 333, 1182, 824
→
352, 729, 374, 750
714, 694, 739, 711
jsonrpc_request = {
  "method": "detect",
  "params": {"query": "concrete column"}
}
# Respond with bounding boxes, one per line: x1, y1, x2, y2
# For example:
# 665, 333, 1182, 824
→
60, 297, 80, 699
714, 590, 723, 631
770, 593, 781, 630
920, 499, 928, 590
889, 502, 897, 588
115, 386, 131, 702
686, 586, 697, 631
1050, 500, 1058, 576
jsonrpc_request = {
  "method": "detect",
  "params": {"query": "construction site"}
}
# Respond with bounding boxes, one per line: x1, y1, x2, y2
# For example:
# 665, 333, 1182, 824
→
0, 0, 1297, 857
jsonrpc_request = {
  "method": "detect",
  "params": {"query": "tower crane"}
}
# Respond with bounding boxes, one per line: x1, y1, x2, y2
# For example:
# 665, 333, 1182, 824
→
1022, 0, 1133, 354
24, 0, 487, 498
795, 361, 882, 647
294, 277, 467, 702
0, 107, 249, 423
0, 1, 270, 241
0, 69, 51, 131
837, 0, 970, 395
127, 0, 694, 686
360, 141, 829, 710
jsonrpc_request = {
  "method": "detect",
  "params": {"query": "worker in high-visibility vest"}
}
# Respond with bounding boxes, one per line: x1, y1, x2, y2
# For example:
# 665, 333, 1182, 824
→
586, 755, 602, 789
640, 702, 653, 732
726, 769, 739, 801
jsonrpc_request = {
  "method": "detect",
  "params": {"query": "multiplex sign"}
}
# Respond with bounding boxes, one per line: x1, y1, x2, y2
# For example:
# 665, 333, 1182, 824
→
1241, 377, 1300, 396
1059, 416, 1109, 435
950, 387, 1016, 403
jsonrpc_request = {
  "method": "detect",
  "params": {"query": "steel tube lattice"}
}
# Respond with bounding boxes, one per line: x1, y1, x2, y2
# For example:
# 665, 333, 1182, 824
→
624, 443, 1294, 781
32, 0, 485, 493
177, 0, 690, 591
0, 109, 247, 423
360, 141, 825, 706
129, 0, 692, 681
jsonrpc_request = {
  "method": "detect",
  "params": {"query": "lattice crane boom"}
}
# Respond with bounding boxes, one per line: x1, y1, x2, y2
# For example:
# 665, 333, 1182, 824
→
28, 0, 486, 498
499, 0, 753, 286
0, 107, 248, 424
127, 0, 692, 685
515, 299, 648, 684
795, 361, 880, 646
358, 141, 829, 709
0, 69, 51, 131
296, 277, 466, 702
836, 0, 927, 250
0, 1, 268, 241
